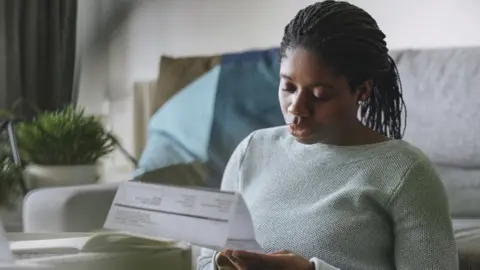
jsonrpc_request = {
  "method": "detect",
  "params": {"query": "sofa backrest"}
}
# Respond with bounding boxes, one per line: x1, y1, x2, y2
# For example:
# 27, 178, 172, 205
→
391, 47, 480, 218
138, 47, 480, 218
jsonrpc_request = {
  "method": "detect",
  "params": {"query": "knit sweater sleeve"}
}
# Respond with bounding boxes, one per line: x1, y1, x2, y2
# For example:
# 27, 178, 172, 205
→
196, 133, 255, 270
387, 160, 458, 270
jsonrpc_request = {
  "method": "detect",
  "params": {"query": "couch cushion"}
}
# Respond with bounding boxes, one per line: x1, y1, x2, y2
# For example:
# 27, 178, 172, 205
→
206, 49, 283, 187
135, 66, 221, 181
453, 219, 480, 270
435, 165, 480, 218
156, 55, 220, 109
391, 48, 480, 167
136, 49, 284, 188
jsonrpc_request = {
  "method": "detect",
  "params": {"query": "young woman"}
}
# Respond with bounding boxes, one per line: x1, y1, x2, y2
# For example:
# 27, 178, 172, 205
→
197, 1, 458, 269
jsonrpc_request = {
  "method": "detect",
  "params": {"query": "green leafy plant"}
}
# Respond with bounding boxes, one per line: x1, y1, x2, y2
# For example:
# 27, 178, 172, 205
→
0, 147, 22, 208
15, 105, 117, 165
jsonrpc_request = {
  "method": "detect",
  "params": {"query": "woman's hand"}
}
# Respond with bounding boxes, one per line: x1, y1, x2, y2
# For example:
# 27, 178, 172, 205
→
222, 249, 314, 270
216, 251, 236, 268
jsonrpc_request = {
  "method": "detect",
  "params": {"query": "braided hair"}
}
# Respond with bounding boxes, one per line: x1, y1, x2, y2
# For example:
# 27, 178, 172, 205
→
280, 0, 406, 139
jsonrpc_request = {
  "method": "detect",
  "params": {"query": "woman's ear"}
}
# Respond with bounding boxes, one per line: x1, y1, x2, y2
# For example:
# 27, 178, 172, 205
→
354, 79, 373, 104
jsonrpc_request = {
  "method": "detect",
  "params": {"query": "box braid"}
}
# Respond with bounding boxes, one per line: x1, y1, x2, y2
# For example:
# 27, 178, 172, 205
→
280, 0, 406, 139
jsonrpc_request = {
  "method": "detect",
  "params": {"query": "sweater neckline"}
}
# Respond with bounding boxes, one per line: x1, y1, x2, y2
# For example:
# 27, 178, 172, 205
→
281, 132, 403, 166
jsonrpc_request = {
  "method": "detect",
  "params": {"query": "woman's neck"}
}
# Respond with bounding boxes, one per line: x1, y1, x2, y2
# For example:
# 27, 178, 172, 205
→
324, 121, 390, 146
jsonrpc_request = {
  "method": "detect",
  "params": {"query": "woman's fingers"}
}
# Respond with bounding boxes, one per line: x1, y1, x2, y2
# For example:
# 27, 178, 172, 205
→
269, 249, 291, 255
220, 249, 292, 269
224, 249, 254, 270
216, 253, 236, 268
216, 250, 238, 268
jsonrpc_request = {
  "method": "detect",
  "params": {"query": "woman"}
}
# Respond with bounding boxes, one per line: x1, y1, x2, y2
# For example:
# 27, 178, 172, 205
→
197, 1, 458, 269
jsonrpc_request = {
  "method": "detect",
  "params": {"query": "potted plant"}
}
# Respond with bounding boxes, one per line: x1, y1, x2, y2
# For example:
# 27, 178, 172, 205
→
15, 105, 117, 188
0, 151, 22, 214
0, 153, 16, 259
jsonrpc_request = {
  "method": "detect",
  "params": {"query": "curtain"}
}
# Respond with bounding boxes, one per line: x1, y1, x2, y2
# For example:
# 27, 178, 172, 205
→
0, 2, 7, 110
1, 0, 77, 118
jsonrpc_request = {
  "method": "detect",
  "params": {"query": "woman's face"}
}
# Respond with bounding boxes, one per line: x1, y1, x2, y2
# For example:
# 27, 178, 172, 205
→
279, 47, 363, 144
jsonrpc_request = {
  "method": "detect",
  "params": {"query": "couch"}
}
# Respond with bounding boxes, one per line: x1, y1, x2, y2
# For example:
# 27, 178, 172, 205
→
22, 47, 480, 269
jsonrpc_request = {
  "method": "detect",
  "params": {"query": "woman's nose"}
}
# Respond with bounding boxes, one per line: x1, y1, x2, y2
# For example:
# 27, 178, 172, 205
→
288, 91, 311, 118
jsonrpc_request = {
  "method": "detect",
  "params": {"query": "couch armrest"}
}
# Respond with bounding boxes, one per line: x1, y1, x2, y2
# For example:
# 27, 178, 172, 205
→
23, 183, 119, 233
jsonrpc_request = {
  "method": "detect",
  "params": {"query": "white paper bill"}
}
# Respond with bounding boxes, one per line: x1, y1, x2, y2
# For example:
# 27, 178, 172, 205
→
104, 181, 263, 253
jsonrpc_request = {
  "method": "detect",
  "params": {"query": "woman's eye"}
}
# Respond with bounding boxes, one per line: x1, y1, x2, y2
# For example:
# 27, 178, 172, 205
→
282, 86, 296, 93
313, 90, 330, 101
314, 94, 328, 100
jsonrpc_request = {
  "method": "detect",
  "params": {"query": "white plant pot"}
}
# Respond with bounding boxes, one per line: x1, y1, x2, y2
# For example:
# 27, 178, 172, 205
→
24, 164, 98, 189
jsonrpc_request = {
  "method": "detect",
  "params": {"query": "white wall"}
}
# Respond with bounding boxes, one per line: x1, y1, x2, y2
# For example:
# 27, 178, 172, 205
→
126, 0, 480, 83
102, 0, 480, 174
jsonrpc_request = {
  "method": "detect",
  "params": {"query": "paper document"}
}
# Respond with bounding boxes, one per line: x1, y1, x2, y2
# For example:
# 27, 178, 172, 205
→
104, 181, 263, 252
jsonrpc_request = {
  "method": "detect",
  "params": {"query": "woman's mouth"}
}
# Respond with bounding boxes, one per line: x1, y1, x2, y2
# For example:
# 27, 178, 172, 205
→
285, 114, 296, 125
286, 115, 316, 140
288, 123, 313, 139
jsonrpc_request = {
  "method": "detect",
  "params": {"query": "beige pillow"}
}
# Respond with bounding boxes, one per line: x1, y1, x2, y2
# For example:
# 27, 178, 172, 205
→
155, 55, 221, 110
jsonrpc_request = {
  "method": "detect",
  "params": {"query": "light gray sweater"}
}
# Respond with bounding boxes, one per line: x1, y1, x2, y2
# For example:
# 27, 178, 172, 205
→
197, 126, 458, 270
